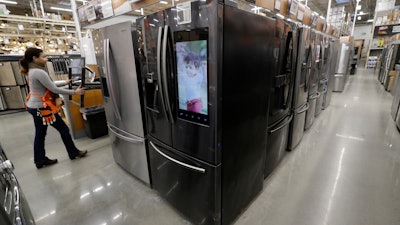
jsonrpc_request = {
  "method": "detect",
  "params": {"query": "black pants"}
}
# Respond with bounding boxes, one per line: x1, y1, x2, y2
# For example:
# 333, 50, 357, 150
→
28, 108, 80, 164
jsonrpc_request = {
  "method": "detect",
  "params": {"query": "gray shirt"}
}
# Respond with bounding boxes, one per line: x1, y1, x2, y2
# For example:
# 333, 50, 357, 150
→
27, 68, 75, 109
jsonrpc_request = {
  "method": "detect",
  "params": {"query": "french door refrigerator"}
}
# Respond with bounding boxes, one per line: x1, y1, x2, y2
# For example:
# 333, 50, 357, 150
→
304, 30, 320, 130
378, 46, 389, 83
322, 38, 339, 109
92, 21, 151, 185
264, 18, 296, 178
287, 26, 311, 150
382, 43, 400, 89
137, 1, 275, 224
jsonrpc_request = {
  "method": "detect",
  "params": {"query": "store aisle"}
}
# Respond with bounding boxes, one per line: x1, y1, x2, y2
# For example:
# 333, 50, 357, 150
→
0, 67, 399, 225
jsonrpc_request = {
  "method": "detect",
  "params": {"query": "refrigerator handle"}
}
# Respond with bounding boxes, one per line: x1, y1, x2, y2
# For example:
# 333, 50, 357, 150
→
268, 115, 293, 134
157, 26, 168, 121
108, 124, 144, 144
162, 25, 174, 123
104, 39, 122, 120
298, 102, 310, 114
150, 141, 206, 173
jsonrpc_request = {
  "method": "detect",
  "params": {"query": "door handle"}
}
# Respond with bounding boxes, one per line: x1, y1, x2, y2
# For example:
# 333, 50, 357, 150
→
150, 141, 206, 173
297, 102, 310, 114
162, 25, 174, 123
108, 124, 143, 144
157, 26, 168, 121
104, 39, 122, 120
268, 115, 293, 134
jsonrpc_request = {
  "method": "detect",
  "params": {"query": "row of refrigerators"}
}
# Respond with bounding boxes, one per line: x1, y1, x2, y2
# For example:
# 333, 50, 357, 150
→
378, 42, 400, 131
91, 1, 354, 224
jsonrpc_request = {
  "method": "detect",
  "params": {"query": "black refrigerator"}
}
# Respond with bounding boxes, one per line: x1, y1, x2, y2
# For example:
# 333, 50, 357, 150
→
287, 26, 311, 150
264, 18, 296, 178
137, 1, 275, 224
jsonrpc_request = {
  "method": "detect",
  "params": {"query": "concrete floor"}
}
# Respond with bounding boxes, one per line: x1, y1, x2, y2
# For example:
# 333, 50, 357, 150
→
0, 67, 400, 225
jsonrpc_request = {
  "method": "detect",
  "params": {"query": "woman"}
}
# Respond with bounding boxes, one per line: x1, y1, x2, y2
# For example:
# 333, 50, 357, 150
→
20, 47, 87, 169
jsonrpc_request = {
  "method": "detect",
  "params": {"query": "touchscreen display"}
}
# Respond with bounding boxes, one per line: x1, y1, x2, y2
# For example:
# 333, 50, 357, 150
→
175, 29, 208, 125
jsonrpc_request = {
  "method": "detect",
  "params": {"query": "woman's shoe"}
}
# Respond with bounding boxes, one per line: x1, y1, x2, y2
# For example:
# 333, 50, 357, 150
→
36, 158, 58, 169
69, 150, 88, 160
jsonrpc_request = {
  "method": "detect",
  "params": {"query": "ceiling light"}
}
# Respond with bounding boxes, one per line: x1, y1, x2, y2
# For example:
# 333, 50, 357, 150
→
0, 0, 17, 4
357, 16, 361, 20
50, 6, 72, 12
357, 5, 361, 10
160, 1, 168, 4
367, 19, 374, 22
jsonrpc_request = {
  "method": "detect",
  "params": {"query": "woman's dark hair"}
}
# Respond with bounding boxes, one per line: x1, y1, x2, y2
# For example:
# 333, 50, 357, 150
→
19, 47, 43, 75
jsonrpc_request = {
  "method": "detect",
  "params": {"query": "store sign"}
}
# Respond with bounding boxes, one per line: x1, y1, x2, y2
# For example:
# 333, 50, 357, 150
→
78, 0, 114, 27
373, 24, 400, 37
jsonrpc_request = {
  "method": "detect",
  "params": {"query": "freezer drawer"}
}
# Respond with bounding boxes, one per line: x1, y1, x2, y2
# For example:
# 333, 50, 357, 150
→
149, 139, 220, 225
305, 92, 319, 130
1, 87, 25, 109
332, 74, 346, 92
109, 124, 150, 185
288, 103, 308, 150
0, 91, 6, 110
264, 114, 292, 178
0, 62, 17, 86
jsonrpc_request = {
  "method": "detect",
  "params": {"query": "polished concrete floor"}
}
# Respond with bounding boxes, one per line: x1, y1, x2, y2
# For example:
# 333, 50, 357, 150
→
0, 67, 400, 225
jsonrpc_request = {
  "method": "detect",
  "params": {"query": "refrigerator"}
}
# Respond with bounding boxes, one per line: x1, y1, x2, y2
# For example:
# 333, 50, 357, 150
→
92, 21, 151, 185
315, 34, 330, 117
391, 74, 400, 121
264, 18, 296, 178
304, 30, 320, 130
332, 42, 352, 92
378, 46, 389, 83
382, 43, 400, 90
0, 143, 35, 225
322, 38, 339, 109
288, 26, 311, 150
138, 1, 275, 224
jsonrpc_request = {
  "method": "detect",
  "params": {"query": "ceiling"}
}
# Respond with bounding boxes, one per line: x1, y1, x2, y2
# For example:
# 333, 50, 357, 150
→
2, 0, 400, 24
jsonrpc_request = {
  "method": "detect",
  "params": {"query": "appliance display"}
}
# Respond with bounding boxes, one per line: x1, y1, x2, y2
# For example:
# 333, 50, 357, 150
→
264, 18, 296, 178
315, 33, 327, 116
92, 21, 150, 185
304, 30, 320, 130
378, 46, 389, 83
175, 31, 209, 125
138, 1, 275, 224
332, 42, 352, 92
287, 26, 311, 150
382, 43, 400, 90
391, 73, 400, 121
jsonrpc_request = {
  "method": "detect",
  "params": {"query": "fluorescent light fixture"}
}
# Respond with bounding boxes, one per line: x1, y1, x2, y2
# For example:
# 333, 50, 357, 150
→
367, 19, 374, 22
160, 0, 168, 4
18, 24, 24, 30
356, 5, 361, 10
359, 11, 364, 14
134, 9, 141, 12
50, 6, 72, 12
0, 0, 17, 5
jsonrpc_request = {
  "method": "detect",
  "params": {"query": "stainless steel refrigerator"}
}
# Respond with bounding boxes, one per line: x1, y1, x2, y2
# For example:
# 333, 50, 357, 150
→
332, 42, 352, 92
382, 43, 400, 90
315, 33, 328, 116
304, 30, 320, 130
138, 1, 275, 224
378, 46, 389, 83
322, 38, 339, 109
264, 18, 296, 178
287, 26, 311, 150
92, 21, 150, 185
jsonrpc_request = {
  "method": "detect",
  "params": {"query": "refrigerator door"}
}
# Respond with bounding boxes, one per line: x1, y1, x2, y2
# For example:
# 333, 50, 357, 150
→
293, 27, 311, 109
148, 138, 220, 225
164, 1, 219, 164
140, 11, 174, 146
305, 92, 319, 130
96, 21, 145, 137
336, 42, 351, 74
268, 19, 295, 124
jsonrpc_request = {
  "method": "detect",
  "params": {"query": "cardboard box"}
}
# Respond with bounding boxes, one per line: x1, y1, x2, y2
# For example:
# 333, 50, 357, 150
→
387, 71, 398, 92
316, 17, 325, 31
255, 0, 274, 10
340, 36, 353, 43
289, 0, 298, 20
279, 0, 289, 16
303, 7, 312, 25
296, 3, 305, 22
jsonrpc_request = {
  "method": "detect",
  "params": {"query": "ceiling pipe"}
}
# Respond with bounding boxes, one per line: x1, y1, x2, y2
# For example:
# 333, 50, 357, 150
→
39, 0, 45, 18
351, 0, 360, 35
